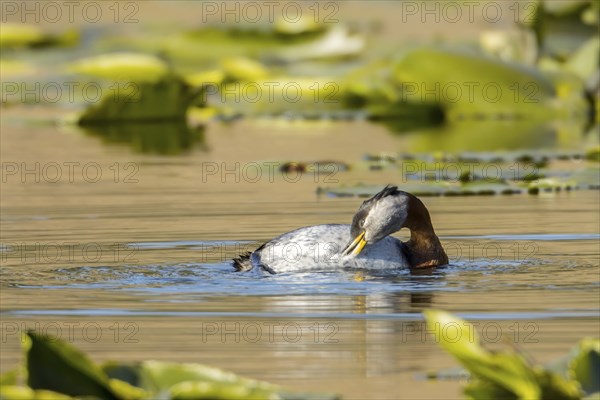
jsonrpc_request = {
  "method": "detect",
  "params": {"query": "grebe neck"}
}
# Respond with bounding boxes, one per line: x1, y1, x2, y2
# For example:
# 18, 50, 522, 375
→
404, 194, 448, 268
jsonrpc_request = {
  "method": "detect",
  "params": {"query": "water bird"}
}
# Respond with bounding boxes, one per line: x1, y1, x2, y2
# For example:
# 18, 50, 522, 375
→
233, 186, 448, 273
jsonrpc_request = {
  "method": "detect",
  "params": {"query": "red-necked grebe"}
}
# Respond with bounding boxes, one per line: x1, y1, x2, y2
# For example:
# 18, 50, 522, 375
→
233, 186, 448, 273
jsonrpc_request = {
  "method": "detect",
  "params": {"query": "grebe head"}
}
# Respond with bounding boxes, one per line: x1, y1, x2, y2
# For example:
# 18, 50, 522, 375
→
342, 185, 411, 256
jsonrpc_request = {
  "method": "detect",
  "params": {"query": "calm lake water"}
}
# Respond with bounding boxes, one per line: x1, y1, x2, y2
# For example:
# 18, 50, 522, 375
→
1, 112, 599, 399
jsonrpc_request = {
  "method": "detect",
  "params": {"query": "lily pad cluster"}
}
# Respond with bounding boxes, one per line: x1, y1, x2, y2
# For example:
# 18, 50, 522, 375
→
423, 310, 599, 400
0, 331, 338, 400
317, 149, 600, 197
2, 0, 595, 116
1, 0, 597, 154
0, 23, 78, 49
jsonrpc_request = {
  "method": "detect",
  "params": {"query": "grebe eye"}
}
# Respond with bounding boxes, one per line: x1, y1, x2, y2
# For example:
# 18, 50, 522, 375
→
359, 219, 365, 228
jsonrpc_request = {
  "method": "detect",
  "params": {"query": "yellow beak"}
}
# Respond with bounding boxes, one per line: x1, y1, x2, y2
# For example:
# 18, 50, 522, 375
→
342, 231, 368, 256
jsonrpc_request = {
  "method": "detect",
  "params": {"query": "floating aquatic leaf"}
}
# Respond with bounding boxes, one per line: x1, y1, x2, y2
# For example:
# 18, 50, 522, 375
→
341, 57, 445, 130
341, 46, 577, 134
168, 380, 257, 400
422, 310, 490, 364
449, 182, 522, 196
528, 177, 577, 192
423, 310, 585, 400
137, 360, 278, 394
215, 77, 344, 116
277, 26, 365, 62
78, 76, 196, 124
6, 332, 338, 400
565, 37, 600, 82
342, 58, 399, 105
221, 57, 269, 82
274, 14, 323, 35
568, 338, 600, 396
107, 378, 148, 400
184, 70, 226, 88
0, 386, 72, 400
542, 0, 592, 16
393, 48, 555, 119
531, 0, 598, 63
424, 311, 541, 399
24, 331, 118, 399
70, 53, 170, 83
479, 28, 538, 65
102, 23, 359, 70
585, 147, 600, 162
102, 362, 142, 387
0, 24, 44, 48
581, 2, 599, 25
0, 24, 78, 48
161, 28, 299, 65
320, 180, 526, 197
135, 360, 338, 400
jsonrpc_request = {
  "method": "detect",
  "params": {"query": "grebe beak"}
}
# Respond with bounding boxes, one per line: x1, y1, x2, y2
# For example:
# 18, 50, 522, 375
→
342, 231, 367, 256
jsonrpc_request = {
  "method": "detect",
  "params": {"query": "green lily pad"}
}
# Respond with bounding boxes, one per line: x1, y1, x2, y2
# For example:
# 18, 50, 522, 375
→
100, 23, 359, 71
0, 24, 78, 48
532, 0, 598, 60
215, 77, 344, 116
585, 147, 600, 162
77, 75, 196, 124
24, 331, 118, 399
319, 180, 525, 198
70, 53, 170, 83
184, 70, 226, 88
274, 14, 323, 36
277, 26, 365, 62
393, 48, 555, 119
221, 57, 269, 82
0, 385, 72, 400
138, 360, 279, 395
479, 28, 538, 65
102, 360, 338, 400
526, 167, 599, 193
423, 310, 583, 400
9, 331, 338, 400
569, 338, 600, 396
564, 37, 600, 82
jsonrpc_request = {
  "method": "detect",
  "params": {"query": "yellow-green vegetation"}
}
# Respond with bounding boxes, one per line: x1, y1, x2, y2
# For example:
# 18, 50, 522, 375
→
0, 23, 78, 48
68, 53, 204, 124
586, 147, 600, 162
0, 331, 338, 400
77, 76, 195, 124
2, 0, 597, 149
423, 310, 599, 400
3, 321, 596, 400
318, 150, 600, 197
221, 57, 270, 82
69, 53, 170, 84
66, 44, 589, 125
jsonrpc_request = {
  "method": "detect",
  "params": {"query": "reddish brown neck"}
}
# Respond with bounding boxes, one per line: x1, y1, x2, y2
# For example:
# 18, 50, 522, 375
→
403, 195, 448, 268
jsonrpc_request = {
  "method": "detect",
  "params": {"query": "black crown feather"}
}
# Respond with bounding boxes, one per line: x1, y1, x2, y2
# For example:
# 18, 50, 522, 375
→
371, 185, 400, 201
